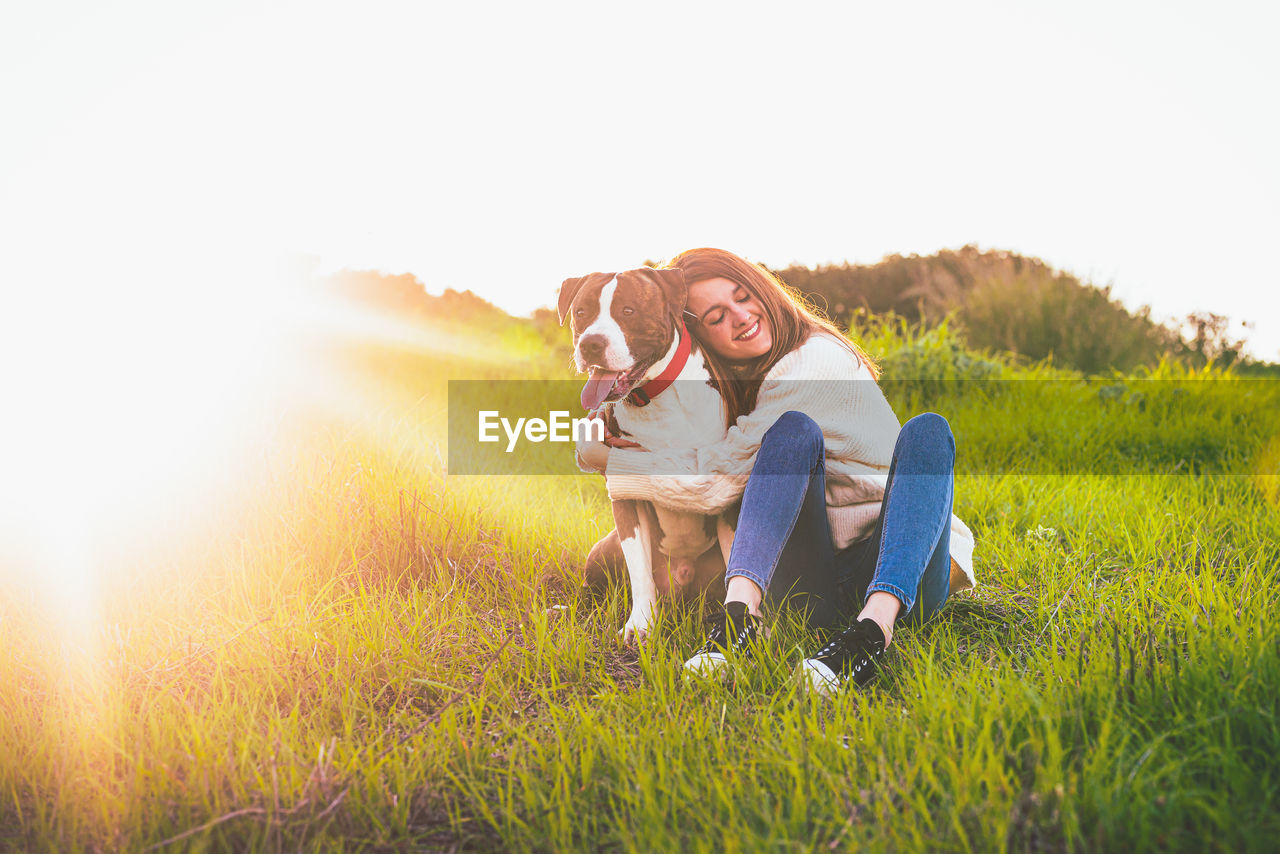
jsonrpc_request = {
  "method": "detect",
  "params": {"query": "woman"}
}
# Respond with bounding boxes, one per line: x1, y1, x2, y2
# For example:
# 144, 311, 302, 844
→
576, 248, 975, 695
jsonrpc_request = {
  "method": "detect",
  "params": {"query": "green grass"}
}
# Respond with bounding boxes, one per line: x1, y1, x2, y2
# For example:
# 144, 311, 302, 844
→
1, 318, 1278, 852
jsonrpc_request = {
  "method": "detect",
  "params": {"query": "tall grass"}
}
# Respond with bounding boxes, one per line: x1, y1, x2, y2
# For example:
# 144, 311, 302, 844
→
1, 318, 1276, 851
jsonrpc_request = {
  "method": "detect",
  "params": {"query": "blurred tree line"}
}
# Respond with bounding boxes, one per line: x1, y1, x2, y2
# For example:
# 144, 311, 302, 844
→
315, 248, 1267, 375
322, 270, 512, 327
769, 246, 1258, 373
317, 269, 572, 363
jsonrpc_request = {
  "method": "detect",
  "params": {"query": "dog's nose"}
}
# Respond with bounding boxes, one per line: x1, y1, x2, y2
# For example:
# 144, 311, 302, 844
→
578, 334, 607, 362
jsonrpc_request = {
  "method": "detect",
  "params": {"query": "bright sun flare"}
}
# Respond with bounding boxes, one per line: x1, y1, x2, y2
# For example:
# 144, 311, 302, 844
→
0, 255, 475, 631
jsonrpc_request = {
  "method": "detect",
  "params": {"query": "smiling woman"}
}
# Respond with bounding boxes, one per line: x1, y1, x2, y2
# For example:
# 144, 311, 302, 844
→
669, 247, 880, 428
686, 276, 774, 360
580, 247, 975, 695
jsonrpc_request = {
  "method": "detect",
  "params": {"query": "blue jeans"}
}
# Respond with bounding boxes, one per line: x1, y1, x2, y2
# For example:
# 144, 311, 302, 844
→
725, 411, 954, 630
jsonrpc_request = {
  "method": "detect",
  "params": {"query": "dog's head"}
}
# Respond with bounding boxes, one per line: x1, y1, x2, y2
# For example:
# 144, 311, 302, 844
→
557, 267, 687, 409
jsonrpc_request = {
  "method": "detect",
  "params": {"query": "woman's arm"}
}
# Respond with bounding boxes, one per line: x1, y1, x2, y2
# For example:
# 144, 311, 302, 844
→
605, 335, 899, 512
576, 407, 642, 473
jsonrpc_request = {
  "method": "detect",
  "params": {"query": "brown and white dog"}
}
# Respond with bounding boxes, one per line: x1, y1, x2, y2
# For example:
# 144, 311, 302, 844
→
558, 267, 734, 642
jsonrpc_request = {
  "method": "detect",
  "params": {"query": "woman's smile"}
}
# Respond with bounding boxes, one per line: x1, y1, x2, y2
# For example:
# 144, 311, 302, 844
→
687, 276, 773, 360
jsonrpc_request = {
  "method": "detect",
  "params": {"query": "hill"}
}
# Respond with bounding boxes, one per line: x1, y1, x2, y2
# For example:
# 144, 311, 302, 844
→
771, 246, 1253, 374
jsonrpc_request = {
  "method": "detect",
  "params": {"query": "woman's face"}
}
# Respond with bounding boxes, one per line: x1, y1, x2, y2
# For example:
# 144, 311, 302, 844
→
686, 277, 773, 361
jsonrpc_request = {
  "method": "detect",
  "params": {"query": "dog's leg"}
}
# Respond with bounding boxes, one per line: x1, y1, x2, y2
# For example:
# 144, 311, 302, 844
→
581, 529, 626, 592
691, 542, 728, 602
615, 499, 659, 643
716, 515, 736, 568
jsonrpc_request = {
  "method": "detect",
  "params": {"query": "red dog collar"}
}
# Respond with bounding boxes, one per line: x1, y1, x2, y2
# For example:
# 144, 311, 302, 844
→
626, 321, 690, 407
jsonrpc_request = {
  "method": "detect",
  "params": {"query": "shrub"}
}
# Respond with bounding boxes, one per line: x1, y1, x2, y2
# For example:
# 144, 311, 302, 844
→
957, 273, 1173, 374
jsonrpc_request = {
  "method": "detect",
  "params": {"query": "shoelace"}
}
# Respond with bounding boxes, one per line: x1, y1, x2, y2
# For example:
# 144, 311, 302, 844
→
697, 610, 755, 654
816, 622, 884, 677
815, 633, 848, 659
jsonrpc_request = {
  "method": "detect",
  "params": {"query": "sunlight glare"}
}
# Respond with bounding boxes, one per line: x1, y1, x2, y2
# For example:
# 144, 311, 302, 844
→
3, 251, 314, 625
0, 246, 491, 638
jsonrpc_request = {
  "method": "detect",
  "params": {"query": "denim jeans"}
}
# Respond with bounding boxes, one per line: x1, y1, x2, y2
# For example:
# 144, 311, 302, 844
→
725, 411, 955, 630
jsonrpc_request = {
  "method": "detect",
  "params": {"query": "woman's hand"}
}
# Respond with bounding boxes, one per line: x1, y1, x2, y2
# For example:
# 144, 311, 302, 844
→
577, 408, 644, 474
576, 438, 611, 474
588, 408, 643, 450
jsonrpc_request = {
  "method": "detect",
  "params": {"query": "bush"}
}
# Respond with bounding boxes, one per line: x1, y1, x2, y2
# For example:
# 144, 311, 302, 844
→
958, 273, 1173, 374
848, 312, 1010, 408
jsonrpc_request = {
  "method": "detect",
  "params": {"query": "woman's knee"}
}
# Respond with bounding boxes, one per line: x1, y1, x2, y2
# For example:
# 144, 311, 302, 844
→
901, 412, 955, 461
902, 412, 953, 443
763, 410, 823, 454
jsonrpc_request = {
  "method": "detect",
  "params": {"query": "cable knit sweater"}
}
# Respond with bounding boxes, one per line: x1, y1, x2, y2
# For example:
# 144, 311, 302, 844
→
605, 332, 976, 592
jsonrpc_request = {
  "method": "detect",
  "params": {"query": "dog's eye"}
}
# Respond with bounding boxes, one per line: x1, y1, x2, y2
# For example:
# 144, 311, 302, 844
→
574, 307, 585, 317
622, 306, 635, 316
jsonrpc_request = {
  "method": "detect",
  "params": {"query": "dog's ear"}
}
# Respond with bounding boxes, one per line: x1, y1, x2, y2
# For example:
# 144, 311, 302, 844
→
557, 276, 588, 326
651, 268, 687, 312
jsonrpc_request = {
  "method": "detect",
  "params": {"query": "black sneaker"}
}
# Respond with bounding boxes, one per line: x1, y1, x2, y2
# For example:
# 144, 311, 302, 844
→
683, 601, 761, 678
799, 618, 887, 697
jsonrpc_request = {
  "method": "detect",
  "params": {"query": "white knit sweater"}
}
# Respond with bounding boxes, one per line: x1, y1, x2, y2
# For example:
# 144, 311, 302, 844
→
605, 332, 976, 591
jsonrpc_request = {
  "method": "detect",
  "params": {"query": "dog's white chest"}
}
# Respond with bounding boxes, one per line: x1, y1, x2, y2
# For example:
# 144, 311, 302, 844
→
612, 354, 726, 449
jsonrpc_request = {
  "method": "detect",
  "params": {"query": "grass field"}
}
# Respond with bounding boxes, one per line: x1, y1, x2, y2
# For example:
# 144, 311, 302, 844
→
1, 314, 1278, 852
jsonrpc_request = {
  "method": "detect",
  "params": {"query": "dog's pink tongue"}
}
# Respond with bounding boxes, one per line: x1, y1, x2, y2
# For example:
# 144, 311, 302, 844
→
581, 370, 621, 410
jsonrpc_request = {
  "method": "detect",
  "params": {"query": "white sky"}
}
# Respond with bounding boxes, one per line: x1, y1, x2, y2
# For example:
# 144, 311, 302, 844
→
3, 0, 1278, 359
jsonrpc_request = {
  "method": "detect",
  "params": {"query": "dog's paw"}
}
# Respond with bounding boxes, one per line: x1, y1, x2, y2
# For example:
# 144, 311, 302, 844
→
619, 614, 653, 645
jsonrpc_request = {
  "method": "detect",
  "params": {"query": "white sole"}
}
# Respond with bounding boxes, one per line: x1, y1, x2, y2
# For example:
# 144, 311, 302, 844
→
683, 651, 730, 678
798, 658, 841, 698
